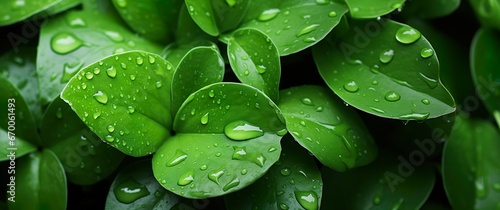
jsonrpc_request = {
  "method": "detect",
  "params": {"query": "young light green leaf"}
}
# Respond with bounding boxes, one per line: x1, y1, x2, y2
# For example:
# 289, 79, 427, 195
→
240, 0, 348, 56
153, 83, 286, 198
401, 0, 460, 19
468, 0, 500, 30
171, 46, 225, 116
344, 0, 405, 19
227, 28, 281, 102
225, 135, 322, 210
111, 0, 182, 43
278, 85, 377, 172
313, 19, 456, 120
442, 115, 500, 210
0, 0, 60, 26
321, 153, 435, 209
161, 39, 218, 68
61, 51, 175, 157
8, 150, 67, 210
471, 28, 500, 118
0, 129, 36, 162
41, 97, 124, 185
37, 10, 163, 105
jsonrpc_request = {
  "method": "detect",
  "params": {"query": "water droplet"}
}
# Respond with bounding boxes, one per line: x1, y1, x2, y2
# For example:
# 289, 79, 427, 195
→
370, 107, 386, 114
178, 170, 194, 186
104, 31, 124, 42
395, 26, 421, 44
120, 63, 127, 69
372, 80, 379, 85
200, 165, 207, 171
241, 169, 247, 175
328, 11, 337, 17
85, 71, 94, 80
115, 0, 127, 8
107, 125, 115, 132
399, 112, 430, 120
201, 112, 209, 125
105, 135, 114, 142
93, 111, 101, 119
244, 70, 250, 76
280, 168, 291, 176
419, 72, 438, 89
258, 8, 280, 21
276, 129, 288, 136
223, 177, 240, 191
113, 178, 150, 204
301, 98, 313, 106
129, 75, 136, 81
384, 91, 400, 102
296, 24, 320, 37
343, 81, 359, 92
208, 169, 224, 185
209, 90, 215, 98
257, 65, 267, 74
420, 48, 434, 58
379, 49, 394, 64
56, 107, 63, 119
316, 0, 329, 5
60, 62, 84, 82
280, 203, 289, 209
224, 120, 264, 141
50, 32, 84, 54
136, 56, 144, 65
93, 91, 109, 104
295, 191, 319, 210
126, 106, 135, 114
166, 150, 188, 167
421, 99, 430, 105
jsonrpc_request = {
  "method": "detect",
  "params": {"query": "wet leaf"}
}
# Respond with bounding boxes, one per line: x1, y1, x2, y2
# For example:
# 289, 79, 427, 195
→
161, 40, 218, 68
0, 0, 60, 26
225, 135, 322, 210
227, 28, 281, 102
61, 51, 174, 157
153, 82, 286, 198
313, 19, 456, 120
344, 0, 405, 19
278, 85, 377, 171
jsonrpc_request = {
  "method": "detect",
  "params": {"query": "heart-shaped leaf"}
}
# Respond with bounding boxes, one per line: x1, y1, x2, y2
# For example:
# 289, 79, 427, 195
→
278, 85, 377, 171
37, 10, 163, 105
442, 115, 500, 209
41, 97, 125, 185
171, 46, 225, 116
111, 0, 182, 43
161, 39, 218, 67
61, 51, 175, 157
184, 0, 250, 36
8, 150, 67, 210
402, 0, 460, 19
313, 19, 456, 120
153, 82, 286, 198
0, 0, 60, 26
344, 0, 405, 19
240, 0, 348, 56
471, 27, 500, 118
321, 153, 435, 209
225, 134, 322, 210
227, 28, 281, 102
468, 0, 500, 30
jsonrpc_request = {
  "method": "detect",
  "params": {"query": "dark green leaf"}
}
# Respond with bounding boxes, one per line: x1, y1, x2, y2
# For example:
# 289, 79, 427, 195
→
8, 150, 67, 210
227, 28, 281, 102
278, 85, 377, 171
171, 46, 225, 116
41, 97, 124, 185
442, 115, 500, 210
344, 0, 405, 19
0, 129, 36, 162
0, 0, 60, 26
161, 40, 218, 68
225, 135, 322, 210
61, 51, 174, 157
402, 0, 460, 19
321, 153, 435, 209
471, 27, 500, 117
37, 10, 163, 105
468, 0, 500, 30
175, 3, 215, 45
153, 82, 286, 198
240, 0, 348, 55
313, 19, 456, 120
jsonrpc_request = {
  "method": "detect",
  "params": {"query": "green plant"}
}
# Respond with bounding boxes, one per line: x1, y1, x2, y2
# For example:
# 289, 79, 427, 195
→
1, 0, 499, 209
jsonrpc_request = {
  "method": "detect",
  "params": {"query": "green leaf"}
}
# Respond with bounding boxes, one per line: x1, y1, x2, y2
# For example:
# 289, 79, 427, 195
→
344, 0, 405, 19
225, 135, 322, 210
184, 0, 250, 36
171, 46, 225, 116
240, 0, 348, 56
469, 0, 500, 30
442, 115, 500, 209
111, 0, 182, 43
321, 153, 436, 209
37, 10, 163, 105
45, 0, 81, 15
0, 0, 60, 26
175, 3, 216, 45
471, 27, 500, 117
161, 40, 218, 68
0, 129, 36, 162
41, 97, 124, 185
278, 85, 377, 171
61, 51, 175, 157
8, 150, 67, 210
313, 19, 456, 120
402, 0, 461, 19
227, 28, 281, 102
153, 82, 286, 198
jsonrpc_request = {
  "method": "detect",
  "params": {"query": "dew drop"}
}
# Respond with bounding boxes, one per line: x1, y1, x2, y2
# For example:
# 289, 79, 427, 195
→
85, 71, 94, 80
419, 72, 438, 89
399, 112, 430, 120
258, 8, 281, 21
129, 75, 136, 81
328, 11, 337, 17
295, 191, 319, 210
155, 81, 162, 88
107, 125, 115, 133
106, 66, 117, 78
148, 55, 156, 64
208, 169, 224, 185
420, 48, 434, 58
93, 111, 101, 119
379, 49, 394, 64
296, 24, 320, 37
395, 26, 421, 44
384, 91, 401, 102
113, 178, 150, 204
201, 112, 209, 125
104, 31, 124, 42
177, 170, 194, 186
301, 98, 313, 106
120, 63, 127, 69
209, 89, 215, 98
257, 65, 267, 74
280, 203, 289, 210
136, 56, 144, 65
93, 91, 109, 104
105, 135, 114, 142
421, 99, 430, 105
224, 120, 264, 141
343, 81, 359, 92
127, 106, 135, 114
241, 169, 247, 175
50, 32, 84, 54
223, 177, 240, 191
166, 149, 188, 167
280, 168, 291, 176
200, 165, 207, 171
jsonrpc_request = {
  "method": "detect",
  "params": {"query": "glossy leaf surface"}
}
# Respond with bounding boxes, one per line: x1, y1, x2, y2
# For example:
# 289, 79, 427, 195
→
344, 0, 405, 19
0, 0, 59, 26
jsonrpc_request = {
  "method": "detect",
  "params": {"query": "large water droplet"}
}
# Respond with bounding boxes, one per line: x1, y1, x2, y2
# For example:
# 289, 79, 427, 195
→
328, 11, 337, 17
136, 56, 144, 65
296, 24, 320, 37
224, 120, 264, 141
420, 48, 434, 58
399, 112, 430, 120
421, 99, 430, 105
258, 8, 280, 21
295, 191, 319, 210
127, 106, 135, 114
301, 98, 314, 106
384, 91, 401, 102
343, 81, 359, 93
178, 170, 194, 186
60, 62, 84, 82
223, 177, 240, 191
107, 125, 115, 133
208, 169, 225, 185
419, 72, 438, 89
395, 26, 421, 44
379, 49, 394, 64
113, 178, 150, 204
166, 149, 188, 167
104, 66, 116, 78
93, 91, 109, 104
105, 135, 115, 142
104, 31, 124, 42
201, 112, 209, 125
51, 32, 84, 54
148, 55, 156, 64
85, 71, 94, 80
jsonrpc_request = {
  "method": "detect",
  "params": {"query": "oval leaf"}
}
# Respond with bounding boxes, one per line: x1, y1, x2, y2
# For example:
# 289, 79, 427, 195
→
37, 10, 163, 105
313, 19, 455, 120
61, 51, 174, 157
442, 115, 500, 209
227, 28, 281, 102
344, 0, 405, 19
321, 153, 435, 209
41, 97, 124, 185
171, 46, 225, 116
240, 0, 348, 55
0, 0, 60, 26
278, 85, 377, 171
8, 150, 67, 210
225, 135, 322, 210
153, 82, 286, 198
